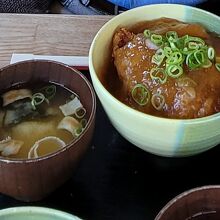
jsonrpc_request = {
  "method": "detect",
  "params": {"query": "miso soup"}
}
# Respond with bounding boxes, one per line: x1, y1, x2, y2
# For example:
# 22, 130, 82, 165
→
0, 82, 87, 159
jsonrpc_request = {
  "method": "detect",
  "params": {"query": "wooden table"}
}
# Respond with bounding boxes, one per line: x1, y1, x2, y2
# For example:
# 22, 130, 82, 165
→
0, 14, 112, 68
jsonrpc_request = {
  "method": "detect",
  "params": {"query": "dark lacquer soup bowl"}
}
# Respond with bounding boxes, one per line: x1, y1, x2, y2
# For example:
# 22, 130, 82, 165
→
155, 185, 220, 220
0, 60, 96, 201
89, 4, 220, 157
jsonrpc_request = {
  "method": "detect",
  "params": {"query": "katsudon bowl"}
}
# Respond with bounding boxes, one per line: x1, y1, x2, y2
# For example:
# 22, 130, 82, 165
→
0, 60, 96, 201
89, 4, 220, 157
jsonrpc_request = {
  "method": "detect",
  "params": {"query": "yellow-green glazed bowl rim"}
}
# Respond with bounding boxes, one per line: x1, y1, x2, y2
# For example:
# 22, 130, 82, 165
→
0, 207, 81, 220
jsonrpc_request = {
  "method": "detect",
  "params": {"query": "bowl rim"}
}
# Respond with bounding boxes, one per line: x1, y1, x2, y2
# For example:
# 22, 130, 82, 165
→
0, 60, 96, 163
155, 185, 220, 220
89, 3, 220, 124
0, 206, 81, 219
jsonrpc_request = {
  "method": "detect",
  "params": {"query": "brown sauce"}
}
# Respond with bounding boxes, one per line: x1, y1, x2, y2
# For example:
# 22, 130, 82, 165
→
101, 18, 220, 119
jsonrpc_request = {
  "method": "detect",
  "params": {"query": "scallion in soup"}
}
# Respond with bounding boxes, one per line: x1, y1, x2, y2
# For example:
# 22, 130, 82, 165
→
0, 82, 87, 159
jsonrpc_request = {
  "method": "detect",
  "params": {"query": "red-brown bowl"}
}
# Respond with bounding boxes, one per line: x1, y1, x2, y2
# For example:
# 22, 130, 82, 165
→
155, 185, 220, 220
0, 60, 96, 201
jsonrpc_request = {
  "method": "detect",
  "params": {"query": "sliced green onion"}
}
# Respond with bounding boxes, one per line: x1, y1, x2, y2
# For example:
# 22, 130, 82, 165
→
74, 118, 87, 136
186, 49, 206, 70
144, 29, 151, 38
208, 47, 215, 60
164, 46, 172, 57
147, 30, 217, 80
188, 42, 200, 50
186, 52, 200, 69
169, 41, 179, 51
215, 63, 220, 72
31, 93, 49, 110
151, 93, 165, 111
185, 36, 205, 46
166, 64, 183, 78
181, 47, 192, 55
151, 48, 165, 66
80, 118, 87, 128
166, 51, 183, 65
131, 83, 150, 106
75, 107, 86, 119
176, 35, 188, 50
39, 85, 56, 100
163, 42, 169, 48
32, 93, 45, 105
151, 34, 163, 46
166, 31, 178, 42
70, 94, 76, 99
74, 126, 83, 137
150, 67, 167, 84
194, 50, 205, 65
203, 59, 212, 68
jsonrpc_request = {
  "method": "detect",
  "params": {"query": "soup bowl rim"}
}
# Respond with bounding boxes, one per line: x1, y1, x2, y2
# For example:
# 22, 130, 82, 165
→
89, 3, 220, 125
0, 60, 96, 163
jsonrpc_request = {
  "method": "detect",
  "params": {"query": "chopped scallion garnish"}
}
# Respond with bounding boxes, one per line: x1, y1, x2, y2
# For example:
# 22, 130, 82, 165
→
208, 47, 215, 60
80, 118, 87, 128
74, 126, 83, 137
151, 93, 165, 111
39, 85, 56, 100
166, 64, 183, 78
188, 42, 199, 50
151, 48, 165, 66
31, 93, 49, 110
131, 83, 150, 106
203, 59, 212, 68
75, 107, 86, 119
166, 31, 178, 42
144, 29, 151, 38
151, 34, 163, 47
185, 36, 205, 46
164, 46, 172, 57
143, 29, 219, 83
150, 67, 167, 84
166, 51, 183, 65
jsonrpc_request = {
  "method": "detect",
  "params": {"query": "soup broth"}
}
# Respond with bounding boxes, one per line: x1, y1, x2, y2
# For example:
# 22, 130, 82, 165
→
0, 82, 87, 159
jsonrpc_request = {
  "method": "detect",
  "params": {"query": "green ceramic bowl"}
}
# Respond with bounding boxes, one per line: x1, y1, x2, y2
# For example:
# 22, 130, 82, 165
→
0, 207, 81, 220
89, 4, 220, 157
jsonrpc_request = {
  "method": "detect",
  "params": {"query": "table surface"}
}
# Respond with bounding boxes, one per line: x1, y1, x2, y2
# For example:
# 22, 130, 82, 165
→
0, 14, 112, 68
0, 3, 220, 220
